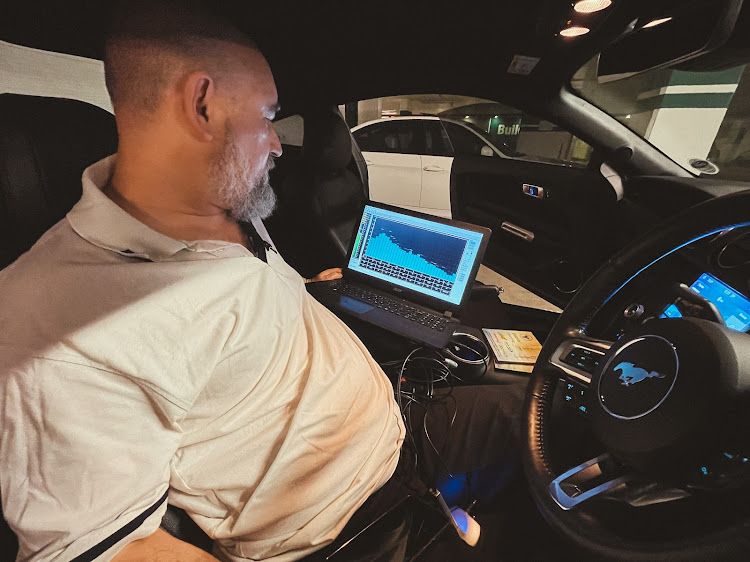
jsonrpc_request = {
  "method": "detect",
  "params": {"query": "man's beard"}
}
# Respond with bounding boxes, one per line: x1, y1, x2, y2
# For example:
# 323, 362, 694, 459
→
210, 127, 277, 222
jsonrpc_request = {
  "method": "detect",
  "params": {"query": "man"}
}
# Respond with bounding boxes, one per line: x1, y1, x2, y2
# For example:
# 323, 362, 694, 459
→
0, 3, 524, 561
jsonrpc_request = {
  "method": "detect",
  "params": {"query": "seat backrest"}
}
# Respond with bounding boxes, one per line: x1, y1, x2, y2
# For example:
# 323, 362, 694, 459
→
267, 109, 366, 278
0, 94, 118, 270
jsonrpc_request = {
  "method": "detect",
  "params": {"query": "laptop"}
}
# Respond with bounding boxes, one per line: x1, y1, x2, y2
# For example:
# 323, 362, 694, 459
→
306, 202, 491, 349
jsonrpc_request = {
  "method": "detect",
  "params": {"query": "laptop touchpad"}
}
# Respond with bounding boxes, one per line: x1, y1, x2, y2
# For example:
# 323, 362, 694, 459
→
339, 296, 374, 314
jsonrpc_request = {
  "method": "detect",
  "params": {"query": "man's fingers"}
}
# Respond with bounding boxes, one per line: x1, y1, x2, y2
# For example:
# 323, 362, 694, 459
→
313, 268, 343, 282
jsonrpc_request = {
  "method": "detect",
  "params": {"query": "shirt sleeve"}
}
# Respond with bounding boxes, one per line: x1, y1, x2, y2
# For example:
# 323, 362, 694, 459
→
0, 349, 184, 561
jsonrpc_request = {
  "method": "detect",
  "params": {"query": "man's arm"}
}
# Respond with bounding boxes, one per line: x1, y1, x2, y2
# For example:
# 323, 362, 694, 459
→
113, 529, 218, 561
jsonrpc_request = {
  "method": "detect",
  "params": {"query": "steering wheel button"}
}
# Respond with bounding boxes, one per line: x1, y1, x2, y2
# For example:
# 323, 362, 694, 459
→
562, 349, 598, 374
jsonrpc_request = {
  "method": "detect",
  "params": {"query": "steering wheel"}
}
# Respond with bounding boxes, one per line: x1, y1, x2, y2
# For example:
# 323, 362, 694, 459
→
523, 190, 750, 559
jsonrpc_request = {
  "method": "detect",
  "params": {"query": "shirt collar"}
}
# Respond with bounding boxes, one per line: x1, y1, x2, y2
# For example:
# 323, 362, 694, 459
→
67, 155, 242, 262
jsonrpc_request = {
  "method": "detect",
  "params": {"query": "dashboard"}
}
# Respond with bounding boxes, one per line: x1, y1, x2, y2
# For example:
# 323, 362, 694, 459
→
661, 272, 750, 332
594, 229, 750, 342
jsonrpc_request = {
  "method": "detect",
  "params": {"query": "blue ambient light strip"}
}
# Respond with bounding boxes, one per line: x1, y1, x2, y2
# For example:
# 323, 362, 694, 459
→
348, 205, 484, 305
662, 272, 750, 332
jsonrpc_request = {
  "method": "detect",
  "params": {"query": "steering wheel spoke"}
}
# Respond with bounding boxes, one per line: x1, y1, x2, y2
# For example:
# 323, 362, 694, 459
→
548, 336, 613, 384
549, 453, 631, 510
550, 454, 696, 511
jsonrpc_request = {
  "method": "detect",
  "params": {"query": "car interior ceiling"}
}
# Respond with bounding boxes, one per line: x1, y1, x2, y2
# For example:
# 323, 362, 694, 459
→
0, 1, 704, 105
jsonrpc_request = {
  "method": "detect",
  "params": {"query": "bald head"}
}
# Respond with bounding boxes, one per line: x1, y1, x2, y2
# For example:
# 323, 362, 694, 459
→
104, 1, 260, 116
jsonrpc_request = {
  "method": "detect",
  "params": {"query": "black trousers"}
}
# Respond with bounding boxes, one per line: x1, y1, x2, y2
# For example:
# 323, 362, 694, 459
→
400, 382, 527, 503
310, 379, 529, 561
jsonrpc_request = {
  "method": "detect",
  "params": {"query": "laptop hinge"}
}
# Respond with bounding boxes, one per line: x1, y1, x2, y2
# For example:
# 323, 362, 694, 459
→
443, 311, 453, 318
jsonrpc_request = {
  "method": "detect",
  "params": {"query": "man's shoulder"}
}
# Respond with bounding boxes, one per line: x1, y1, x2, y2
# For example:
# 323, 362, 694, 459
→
0, 216, 117, 326
2, 217, 101, 277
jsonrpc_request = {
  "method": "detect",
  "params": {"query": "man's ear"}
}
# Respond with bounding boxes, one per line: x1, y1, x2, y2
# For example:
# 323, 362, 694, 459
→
182, 71, 218, 142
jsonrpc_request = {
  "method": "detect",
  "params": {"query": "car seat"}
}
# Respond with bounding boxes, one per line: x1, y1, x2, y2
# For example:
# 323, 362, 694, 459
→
0, 94, 119, 270
266, 108, 367, 279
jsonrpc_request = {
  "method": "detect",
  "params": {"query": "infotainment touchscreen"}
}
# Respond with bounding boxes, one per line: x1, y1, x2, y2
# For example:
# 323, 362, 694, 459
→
662, 272, 750, 332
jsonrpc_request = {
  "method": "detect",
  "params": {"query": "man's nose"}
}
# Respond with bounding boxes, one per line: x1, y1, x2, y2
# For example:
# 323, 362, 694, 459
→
270, 127, 282, 158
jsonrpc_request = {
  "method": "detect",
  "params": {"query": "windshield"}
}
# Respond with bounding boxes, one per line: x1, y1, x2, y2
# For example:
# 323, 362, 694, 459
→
572, 56, 750, 181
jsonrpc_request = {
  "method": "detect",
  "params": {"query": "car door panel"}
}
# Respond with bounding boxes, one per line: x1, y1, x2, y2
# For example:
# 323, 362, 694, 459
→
450, 156, 619, 307
419, 154, 453, 217
364, 151, 422, 207
353, 119, 428, 211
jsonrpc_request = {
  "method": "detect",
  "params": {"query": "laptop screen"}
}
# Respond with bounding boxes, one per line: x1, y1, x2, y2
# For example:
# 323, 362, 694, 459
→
347, 205, 486, 306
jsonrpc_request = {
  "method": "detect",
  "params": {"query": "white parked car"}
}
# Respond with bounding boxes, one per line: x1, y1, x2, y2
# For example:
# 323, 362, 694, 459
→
351, 116, 517, 218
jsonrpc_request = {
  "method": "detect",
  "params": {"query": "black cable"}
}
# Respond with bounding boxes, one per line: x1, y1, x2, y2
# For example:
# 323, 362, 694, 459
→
387, 346, 475, 507
422, 393, 463, 490
396, 347, 424, 472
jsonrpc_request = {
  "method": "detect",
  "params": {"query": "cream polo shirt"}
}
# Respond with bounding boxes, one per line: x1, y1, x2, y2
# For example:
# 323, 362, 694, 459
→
0, 155, 405, 561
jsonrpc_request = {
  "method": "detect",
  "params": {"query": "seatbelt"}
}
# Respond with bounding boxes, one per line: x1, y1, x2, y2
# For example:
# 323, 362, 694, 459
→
70, 490, 169, 561
240, 220, 273, 263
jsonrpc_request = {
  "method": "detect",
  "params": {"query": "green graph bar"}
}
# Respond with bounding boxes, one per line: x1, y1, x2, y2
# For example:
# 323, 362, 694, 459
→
353, 232, 363, 258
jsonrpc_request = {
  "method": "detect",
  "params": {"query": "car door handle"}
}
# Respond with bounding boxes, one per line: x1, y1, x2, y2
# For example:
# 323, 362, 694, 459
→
423, 165, 444, 172
365, 159, 374, 166
501, 221, 535, 242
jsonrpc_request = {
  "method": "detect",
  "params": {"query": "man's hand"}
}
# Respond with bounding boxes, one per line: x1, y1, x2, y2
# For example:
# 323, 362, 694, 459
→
309, 268, 343, 283
113, 528, 218, 561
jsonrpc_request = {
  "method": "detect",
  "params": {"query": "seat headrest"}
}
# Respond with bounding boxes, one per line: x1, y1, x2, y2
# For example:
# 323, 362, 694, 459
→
0, 94, 118, 269
301, 110, 352, 172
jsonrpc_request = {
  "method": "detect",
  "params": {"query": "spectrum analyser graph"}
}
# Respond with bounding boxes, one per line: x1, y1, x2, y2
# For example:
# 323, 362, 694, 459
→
358, 216, 468, 295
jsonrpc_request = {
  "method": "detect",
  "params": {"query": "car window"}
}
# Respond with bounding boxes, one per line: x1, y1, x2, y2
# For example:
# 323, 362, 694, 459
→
273, 114, 303, 147
424, 120, 452, 157
573, 56, 750, 180
441, 121, 487, 156
348, 95, 593, 167
353, 120, 424, 155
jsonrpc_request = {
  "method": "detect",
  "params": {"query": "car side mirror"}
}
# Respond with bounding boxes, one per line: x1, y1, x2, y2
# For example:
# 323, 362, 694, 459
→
480, 146, 494, 157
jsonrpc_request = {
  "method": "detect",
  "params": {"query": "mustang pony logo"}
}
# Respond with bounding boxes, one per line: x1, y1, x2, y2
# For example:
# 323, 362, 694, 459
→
614, 362, 665, 387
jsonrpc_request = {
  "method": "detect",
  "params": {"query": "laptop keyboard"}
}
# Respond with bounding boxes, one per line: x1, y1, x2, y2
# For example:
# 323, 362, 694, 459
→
333, 282, 451, 331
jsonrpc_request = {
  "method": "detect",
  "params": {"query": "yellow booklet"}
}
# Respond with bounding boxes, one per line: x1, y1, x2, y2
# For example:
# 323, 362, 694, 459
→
482, 329, 542, 365
494, 362, 535, 373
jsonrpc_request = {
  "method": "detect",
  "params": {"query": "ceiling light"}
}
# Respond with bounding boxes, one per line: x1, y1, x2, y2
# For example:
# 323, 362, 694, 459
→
574, 0, 612, 14
560, 26, 591, 37
643, 17, 673, 28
